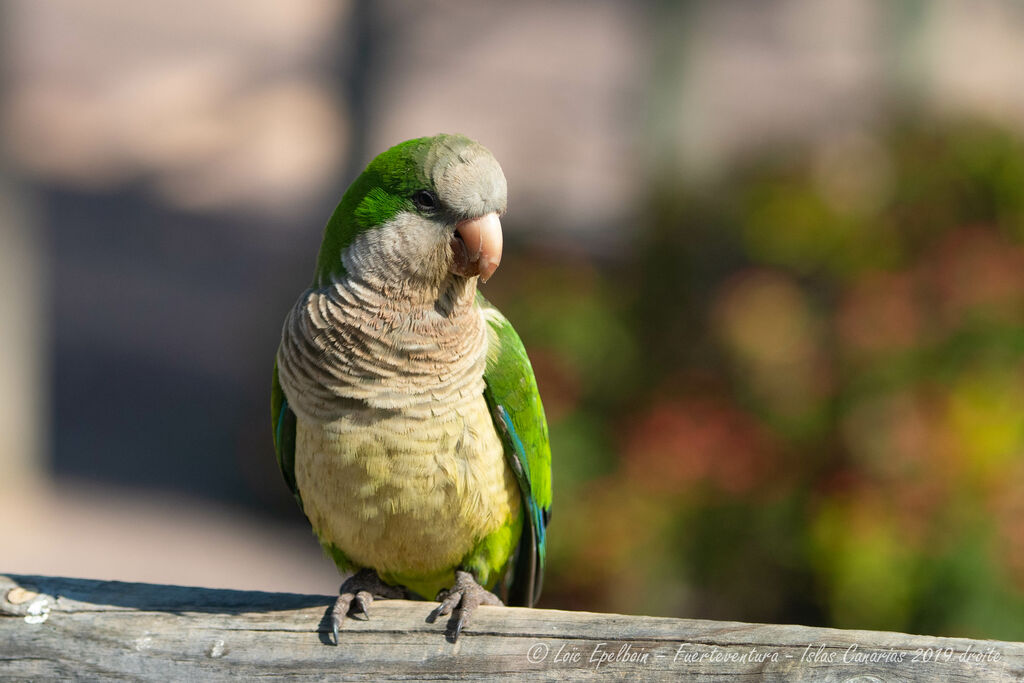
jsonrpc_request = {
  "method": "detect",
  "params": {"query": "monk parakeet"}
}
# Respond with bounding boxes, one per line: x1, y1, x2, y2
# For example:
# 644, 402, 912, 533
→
272, 134, 551, 642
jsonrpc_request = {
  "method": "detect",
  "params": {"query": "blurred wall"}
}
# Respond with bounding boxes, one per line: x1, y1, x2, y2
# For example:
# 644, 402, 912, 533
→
3, 0, 1024, 635
0, 151, 44, 493
1, 0, 351, 509
0, 0, 44, 494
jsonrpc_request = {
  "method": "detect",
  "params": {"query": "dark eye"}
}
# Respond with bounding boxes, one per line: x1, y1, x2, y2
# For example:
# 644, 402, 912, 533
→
411, 189, 438, 212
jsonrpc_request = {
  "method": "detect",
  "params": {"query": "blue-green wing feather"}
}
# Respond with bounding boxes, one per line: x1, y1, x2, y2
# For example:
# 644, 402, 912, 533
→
271, 358, 303, 511
478, 293, 552, 607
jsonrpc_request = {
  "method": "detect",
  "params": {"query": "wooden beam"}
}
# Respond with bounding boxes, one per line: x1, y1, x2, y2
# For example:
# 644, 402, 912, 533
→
2, 574, 1021, 681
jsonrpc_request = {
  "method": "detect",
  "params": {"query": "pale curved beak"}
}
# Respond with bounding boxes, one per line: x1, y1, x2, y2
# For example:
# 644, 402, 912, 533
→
450, 212, 503, 282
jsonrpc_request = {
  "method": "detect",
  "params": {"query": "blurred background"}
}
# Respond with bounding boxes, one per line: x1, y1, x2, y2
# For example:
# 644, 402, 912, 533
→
3, 0, 1024, 641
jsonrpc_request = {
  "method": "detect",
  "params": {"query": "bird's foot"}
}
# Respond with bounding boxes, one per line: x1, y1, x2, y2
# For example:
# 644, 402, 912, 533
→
329, 569, 406, 644
427, 570, 503, 642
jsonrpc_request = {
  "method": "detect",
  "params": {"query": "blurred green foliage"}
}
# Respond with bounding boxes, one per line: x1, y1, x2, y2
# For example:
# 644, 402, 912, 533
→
492, 117, 1024, 640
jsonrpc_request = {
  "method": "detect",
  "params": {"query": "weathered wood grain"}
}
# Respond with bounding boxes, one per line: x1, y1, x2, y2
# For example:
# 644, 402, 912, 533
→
1, 573, 1021, 681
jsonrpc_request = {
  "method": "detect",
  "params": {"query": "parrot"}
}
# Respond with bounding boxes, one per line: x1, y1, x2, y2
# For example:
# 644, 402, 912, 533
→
271, 134, 551, 643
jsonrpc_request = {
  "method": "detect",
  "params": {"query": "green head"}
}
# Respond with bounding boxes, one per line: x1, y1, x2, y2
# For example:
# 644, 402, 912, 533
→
314, 134, 508, 289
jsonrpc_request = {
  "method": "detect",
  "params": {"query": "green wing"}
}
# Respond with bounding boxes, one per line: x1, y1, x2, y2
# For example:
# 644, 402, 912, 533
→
271, 358, 302, 511
478, 292, 552, 607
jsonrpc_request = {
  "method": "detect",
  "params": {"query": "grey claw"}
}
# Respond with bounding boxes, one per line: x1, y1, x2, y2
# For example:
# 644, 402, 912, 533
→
429, 570, 503, 642
327, 570, 405, 641
453, 612, 467, 642
355, 590, 375, 618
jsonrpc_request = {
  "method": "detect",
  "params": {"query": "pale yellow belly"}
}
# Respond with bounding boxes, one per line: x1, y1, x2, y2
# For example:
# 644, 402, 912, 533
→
294, 395, 518, 578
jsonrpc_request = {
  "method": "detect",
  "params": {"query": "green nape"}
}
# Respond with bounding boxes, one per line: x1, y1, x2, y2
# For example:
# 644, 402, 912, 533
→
313, 136, 437, 287
322, 512, 522, 601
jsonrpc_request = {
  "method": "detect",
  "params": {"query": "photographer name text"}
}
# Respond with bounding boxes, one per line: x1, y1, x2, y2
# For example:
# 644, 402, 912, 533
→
525, 640, 1002, 671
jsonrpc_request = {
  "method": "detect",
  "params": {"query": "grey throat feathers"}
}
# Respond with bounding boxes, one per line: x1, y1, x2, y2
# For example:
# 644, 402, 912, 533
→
276, 211, 488, 424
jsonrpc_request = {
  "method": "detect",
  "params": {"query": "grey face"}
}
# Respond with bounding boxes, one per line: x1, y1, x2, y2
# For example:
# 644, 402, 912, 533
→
341, 135, 508, 291
425, 136, 508, 221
